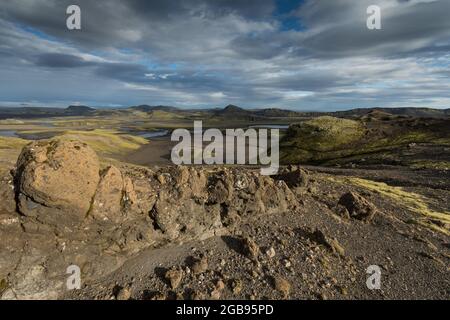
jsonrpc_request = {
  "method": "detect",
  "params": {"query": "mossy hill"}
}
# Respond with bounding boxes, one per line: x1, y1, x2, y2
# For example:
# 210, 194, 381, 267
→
280, 115, 450, 167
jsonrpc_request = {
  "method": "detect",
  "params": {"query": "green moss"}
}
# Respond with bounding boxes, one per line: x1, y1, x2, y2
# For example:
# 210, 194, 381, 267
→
433, 137, 450, 145
0, 136, 29, 149
409, 160, 450, 170
50, 118, 122, 128
57, 129, 148, 155
362, 131, 435, 151
280, 116, 366, 163
0, 119, 25, 125
280, 115, 446, 165
284, 116, 365, 151
0, 278, 8, 295
331, 176, 449, 235
149, 110, 184, 120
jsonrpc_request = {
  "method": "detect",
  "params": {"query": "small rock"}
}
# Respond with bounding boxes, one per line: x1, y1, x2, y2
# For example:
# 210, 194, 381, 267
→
189, 290, 206, 300
191, 256, 208, 274
242, 237, 259, 260
231, 279, 243, 295
210, 289, 221, 300
284, 259, 292, 268
272, 275, 290, 298
115, 286, 132, 300
312, 229, 345, 257
338, 191, 377, 221
149, 292, 166, 300
266, 247, 276, 259
215, 279, 225, 291
319, 293, 328, 300
339, 286, 348, 296
165, 268, 183, 289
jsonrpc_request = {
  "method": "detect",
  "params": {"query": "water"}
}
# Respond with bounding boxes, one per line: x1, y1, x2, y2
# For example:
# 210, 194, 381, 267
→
0, 130, 17, 137
135, 129, 169, 139
248, 124, 289, 129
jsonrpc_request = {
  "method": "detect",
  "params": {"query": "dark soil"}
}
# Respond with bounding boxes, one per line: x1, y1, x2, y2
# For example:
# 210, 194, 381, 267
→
65, 166, 450, 300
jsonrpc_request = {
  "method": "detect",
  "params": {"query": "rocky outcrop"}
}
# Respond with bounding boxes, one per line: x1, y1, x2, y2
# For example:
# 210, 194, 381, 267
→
150, 166, 299, 240
13, 139, 300, 239
15, 140, 100, 226
1, 139, 303, 299
337, 191, 377, 221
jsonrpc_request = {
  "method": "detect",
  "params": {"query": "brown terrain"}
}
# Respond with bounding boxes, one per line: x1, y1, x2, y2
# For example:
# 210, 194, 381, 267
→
0, 134, 448, 300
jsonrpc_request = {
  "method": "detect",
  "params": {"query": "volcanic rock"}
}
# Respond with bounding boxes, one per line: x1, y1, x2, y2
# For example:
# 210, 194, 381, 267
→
338, 191, 377, 221
272, 275, 291, 298
165, 268, 183, 289
15, 140, 100, 225
90, 165, 139, 223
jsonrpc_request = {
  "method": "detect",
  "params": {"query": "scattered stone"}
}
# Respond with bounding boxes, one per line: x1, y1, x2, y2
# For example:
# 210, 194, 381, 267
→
242, 237, 259, 260
266, 247, 276, 259
215, 279, 225, 291
210, 289, 221, 300
115, 286, 131, 300
283, 259, 292, 268
149, 291, 166, 300
338, 191, 377, 221
165, 268, 183, 289
312, 229, 345, 256
189, 290, 206, 300
3, 138, 447, 300
191, 256, 208, 274
230, 279, 243, 295
272, 275, 291, 298
339, 286, 348, 296
318, 292, 328, 300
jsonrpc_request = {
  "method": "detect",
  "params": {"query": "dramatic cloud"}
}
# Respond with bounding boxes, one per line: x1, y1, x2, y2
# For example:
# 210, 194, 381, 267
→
0, 0, 449, 110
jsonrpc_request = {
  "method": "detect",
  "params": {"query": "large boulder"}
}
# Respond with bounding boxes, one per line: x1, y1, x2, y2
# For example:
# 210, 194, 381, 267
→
273, 166, 309, 189
338, 191, 377, 221
15, 140, 100, 225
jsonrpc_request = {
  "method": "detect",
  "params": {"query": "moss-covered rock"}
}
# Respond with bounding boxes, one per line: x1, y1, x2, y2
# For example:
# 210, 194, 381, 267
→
280, 116, 365, 163
280, 115, 450, 166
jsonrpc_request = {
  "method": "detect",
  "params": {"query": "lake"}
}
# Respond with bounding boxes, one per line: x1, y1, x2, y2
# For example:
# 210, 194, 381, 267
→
248, 124, 289, 129
0, 130, 18, 137
133, 129, 170, 139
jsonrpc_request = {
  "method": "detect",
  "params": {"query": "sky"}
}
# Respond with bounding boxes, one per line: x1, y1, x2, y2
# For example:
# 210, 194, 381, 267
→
0, 0, 449, 111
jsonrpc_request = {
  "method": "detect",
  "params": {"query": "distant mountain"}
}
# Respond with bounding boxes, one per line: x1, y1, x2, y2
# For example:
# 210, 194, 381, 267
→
332, 107, 450, 119
129, 105, 179, 113
0, 106, 64, 119
213, 105, 450, 120
0, 105, 96, 119
215, 104, 252, 117
0, 104, 448, 120
253, 108, 305, 118
65, 105, 96, 115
